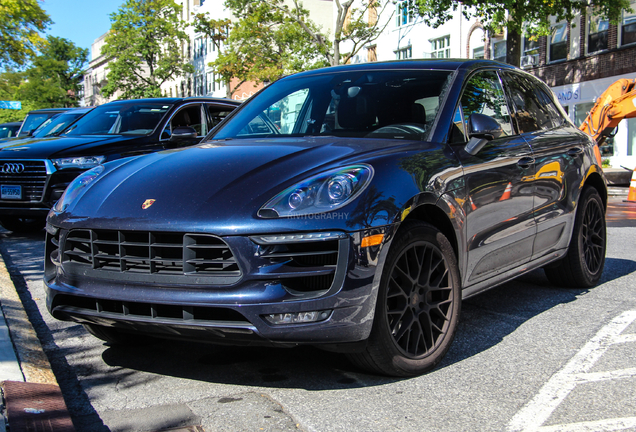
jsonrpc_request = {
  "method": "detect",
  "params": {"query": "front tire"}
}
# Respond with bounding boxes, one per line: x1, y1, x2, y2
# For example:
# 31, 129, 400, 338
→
544, 186, 606, 288
347, 221, 461, 377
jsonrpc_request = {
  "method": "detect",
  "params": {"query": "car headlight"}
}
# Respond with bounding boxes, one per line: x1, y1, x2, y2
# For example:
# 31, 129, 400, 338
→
53, 165, 104, 212
258, 165, 373, 218
52, 156, 106, 169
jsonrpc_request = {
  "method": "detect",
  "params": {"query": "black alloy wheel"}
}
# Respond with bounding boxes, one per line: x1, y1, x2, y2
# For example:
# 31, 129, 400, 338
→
544, 186, 606, 288
347, 221, 461, 377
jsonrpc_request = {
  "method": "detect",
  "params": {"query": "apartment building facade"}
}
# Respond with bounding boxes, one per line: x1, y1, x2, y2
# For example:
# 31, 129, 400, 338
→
366, 0, 636, 168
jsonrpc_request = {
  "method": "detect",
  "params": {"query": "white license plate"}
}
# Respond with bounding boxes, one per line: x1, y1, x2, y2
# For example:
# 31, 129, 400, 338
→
1, 185, 22, 200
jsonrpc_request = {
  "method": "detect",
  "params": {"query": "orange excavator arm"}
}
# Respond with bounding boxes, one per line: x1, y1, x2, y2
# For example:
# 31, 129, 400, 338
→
579, 78, 636, 146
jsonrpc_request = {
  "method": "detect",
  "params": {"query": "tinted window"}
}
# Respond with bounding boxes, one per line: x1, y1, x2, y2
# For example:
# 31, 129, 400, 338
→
20, 113, 52, 135
503, 73, 564, 133
460, 71, 514, 136
207, 105, 234, 129
64, 103, 171, 136
164, 104, 204, 137
212, 69, 454, 141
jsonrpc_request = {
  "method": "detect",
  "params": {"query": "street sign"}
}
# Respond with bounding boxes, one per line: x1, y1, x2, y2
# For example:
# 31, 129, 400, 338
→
0, 101, 22, 110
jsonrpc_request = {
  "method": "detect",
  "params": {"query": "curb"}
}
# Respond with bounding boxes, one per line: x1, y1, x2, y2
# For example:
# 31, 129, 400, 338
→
0, 258, 56, 385
0, 246, 75, 431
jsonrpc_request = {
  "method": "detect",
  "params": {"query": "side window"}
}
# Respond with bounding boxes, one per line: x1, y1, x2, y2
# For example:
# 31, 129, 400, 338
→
162, 104, 204, 139
206, 104, 233, 129
449, 105, 467, 143
460, 71, 514, 136
503, 73, 563, 133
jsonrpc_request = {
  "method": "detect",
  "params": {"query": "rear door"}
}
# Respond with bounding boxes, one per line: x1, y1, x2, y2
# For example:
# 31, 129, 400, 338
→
501, 71, 584, 259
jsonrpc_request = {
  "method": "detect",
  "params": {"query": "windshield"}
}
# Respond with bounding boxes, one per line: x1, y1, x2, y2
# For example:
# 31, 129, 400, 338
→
211, 69, 453, 142
62, 103, 172, 136
20, 113, 54, 136
32, 111, 88, 137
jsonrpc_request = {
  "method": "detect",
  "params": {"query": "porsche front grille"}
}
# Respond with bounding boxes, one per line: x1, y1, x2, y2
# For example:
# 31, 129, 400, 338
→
61, 229, 242, 284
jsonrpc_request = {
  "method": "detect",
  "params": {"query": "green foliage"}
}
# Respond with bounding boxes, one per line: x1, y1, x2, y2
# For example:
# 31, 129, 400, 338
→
101, 0, 194, 99
16, 36, 88, 108
0, 0, 51, 68
192, 13, 231, 52
215, 0, 390, 92
0, 36, 87, 122
413, 0, 631, 65
214, 0, 326, 91
0, 70, 35, 122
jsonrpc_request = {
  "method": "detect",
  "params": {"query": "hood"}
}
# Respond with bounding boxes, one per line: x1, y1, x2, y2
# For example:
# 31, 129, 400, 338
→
65, 137, 419, 231
0, 135, 142, 159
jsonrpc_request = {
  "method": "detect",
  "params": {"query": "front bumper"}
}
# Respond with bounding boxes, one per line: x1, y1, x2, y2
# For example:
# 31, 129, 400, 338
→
44, 224, 394, 347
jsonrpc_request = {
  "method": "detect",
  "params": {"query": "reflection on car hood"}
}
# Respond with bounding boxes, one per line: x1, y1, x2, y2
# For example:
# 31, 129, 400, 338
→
0, 135, 142, 159
69, 137, 417, 228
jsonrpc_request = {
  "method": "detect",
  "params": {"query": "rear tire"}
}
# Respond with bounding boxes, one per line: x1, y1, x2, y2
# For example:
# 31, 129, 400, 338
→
0, 216, 45, 233
544, 186, 606, 288
347, 221, 461, 377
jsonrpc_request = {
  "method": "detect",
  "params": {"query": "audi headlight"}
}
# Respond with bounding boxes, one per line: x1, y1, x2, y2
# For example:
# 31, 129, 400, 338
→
52, 156, 106, 170
258, 165, 373, 218
53, 165, 104, 212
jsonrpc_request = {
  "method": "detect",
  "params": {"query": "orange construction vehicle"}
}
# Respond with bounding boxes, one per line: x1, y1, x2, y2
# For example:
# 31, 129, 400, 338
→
579, 78, 636, 146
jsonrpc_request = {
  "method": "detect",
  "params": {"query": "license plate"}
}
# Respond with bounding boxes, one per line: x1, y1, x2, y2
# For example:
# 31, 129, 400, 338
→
1, 185, 22, 200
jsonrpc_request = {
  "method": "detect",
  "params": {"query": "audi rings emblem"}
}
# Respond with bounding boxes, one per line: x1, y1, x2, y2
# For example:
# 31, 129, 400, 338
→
0, 163, 25, 174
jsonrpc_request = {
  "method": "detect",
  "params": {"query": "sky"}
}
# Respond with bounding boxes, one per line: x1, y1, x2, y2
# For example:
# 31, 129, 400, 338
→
40, 0, 125, 58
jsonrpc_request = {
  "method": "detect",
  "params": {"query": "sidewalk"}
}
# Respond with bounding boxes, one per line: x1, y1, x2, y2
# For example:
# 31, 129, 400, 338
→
0, 255, 75, 431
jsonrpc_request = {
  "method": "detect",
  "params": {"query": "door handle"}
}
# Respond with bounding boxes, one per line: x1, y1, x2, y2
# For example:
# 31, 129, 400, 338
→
517, 157, 535, 168
567, 147, 583, 156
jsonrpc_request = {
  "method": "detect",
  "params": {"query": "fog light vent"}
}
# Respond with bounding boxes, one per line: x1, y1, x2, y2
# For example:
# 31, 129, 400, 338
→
263, 310, 332, 325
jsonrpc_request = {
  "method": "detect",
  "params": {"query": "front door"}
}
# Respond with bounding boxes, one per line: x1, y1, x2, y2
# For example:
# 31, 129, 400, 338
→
454, 70, 536, 286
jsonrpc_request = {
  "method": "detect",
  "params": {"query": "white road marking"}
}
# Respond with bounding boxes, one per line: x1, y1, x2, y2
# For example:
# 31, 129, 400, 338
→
536, 417, 636, 432
507, 310, 636, 432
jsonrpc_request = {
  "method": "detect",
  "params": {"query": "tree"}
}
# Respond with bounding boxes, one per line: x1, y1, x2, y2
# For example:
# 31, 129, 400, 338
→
0, 0, 51, 68
214, 0, 392, 93
413, 0, 631, 67
16, 36, 88, 108
101, 0, 194, 99
0, 70, 36, 123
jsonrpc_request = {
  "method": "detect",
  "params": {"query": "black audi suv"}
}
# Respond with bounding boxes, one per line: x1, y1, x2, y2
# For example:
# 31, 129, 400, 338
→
0, 97, 239, 232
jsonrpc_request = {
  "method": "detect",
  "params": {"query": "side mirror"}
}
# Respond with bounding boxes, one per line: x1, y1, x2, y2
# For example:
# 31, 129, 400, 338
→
464, 113, 503, 155
170, 126, 198, 142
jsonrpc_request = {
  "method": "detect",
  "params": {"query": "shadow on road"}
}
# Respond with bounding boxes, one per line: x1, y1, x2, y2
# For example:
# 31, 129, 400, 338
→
3, 228, 636, 403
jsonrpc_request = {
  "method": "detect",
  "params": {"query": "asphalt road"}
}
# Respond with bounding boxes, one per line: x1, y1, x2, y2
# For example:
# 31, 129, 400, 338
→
1, 196, 635, 432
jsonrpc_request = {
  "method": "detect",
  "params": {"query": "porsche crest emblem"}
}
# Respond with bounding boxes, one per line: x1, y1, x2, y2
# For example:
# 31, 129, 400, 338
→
141, 199, 156, 209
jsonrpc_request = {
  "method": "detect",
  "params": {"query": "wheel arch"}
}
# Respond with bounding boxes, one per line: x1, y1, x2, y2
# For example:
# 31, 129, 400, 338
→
583, 171, 608, 210
400, 203, 459, 260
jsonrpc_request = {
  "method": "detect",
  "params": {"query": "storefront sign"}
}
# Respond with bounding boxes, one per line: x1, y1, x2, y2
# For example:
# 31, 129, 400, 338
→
557, 89, 580, 103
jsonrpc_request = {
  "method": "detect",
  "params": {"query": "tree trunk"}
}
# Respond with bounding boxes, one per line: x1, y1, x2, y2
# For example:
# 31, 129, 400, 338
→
506, 28, 522, 67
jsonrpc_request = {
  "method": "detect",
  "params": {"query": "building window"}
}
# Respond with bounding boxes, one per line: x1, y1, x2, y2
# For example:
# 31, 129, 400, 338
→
493, 39, 507, 62
395, 46, 412, 59
472, 46, 484, 59
521, 34, 540, 67
621, 2, 636, 46
549, 21, 568, 62
396, 0, 414, 27
587, 14, 609, 53
431, 35, 451, 58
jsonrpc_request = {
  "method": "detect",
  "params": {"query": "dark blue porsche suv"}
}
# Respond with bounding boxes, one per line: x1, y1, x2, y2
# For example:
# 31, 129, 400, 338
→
44, 60, 607, 376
